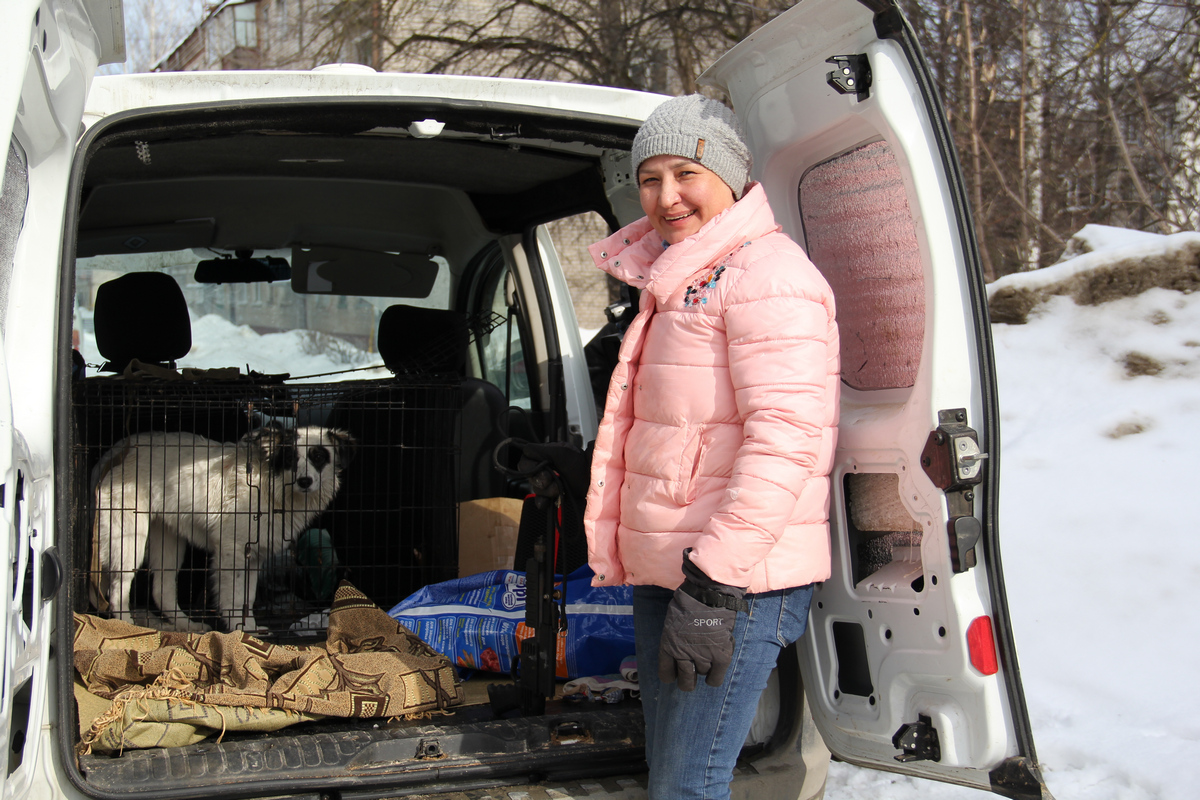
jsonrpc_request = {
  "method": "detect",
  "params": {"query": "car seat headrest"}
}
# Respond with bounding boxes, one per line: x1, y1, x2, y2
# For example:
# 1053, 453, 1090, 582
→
377, 305, 469, 376
93, 272, 192, 373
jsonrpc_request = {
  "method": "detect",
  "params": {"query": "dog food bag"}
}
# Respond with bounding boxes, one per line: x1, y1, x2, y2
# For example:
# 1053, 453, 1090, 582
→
387, 567, 633, 680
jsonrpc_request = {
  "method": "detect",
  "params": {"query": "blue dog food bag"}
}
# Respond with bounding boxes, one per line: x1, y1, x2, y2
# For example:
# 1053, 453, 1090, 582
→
388, 566, 633, 679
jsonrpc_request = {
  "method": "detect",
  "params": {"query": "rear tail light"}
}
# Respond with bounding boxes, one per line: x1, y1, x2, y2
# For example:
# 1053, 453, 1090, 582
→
967, 616, 999, 675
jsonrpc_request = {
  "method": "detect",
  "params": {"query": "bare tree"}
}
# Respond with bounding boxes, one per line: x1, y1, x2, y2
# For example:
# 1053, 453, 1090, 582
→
906, 0, 1200, 276
312, 0, 790, 92
1019, 0, 1047, 271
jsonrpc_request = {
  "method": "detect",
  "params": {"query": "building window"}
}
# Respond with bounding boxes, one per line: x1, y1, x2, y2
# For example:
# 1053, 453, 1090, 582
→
234, 3, 258, 48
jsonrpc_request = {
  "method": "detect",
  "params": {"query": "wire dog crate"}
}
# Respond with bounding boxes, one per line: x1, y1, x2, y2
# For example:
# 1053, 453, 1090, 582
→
72, 376, 462, 638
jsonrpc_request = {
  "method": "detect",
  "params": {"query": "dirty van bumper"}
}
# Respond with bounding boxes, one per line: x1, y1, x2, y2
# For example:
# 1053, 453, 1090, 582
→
75, 706, 646, 799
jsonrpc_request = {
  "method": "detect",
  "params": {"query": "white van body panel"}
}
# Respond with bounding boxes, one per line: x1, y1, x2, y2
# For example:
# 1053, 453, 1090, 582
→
83, 71, 667, 132
2, 4, 110, 799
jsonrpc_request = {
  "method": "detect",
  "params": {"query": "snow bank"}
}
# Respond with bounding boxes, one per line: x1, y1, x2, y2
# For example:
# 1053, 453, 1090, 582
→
988, 226, 1200, 324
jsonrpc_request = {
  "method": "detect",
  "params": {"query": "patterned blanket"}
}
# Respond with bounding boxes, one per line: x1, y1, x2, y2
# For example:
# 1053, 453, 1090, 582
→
74, 581, 463, 752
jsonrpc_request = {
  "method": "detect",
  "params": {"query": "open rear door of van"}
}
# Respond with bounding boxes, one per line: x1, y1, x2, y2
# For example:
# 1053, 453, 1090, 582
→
1, 2, 121, 798
0, 333, 48, 800
704, 2, 1051, 797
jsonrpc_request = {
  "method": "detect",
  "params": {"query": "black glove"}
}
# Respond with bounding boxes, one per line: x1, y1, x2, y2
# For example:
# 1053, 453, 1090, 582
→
517, 441, 593, 501
657, 549, 748, 691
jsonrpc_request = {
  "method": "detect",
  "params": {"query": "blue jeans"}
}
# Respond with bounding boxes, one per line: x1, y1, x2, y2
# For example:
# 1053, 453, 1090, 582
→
633, 583, 814, 800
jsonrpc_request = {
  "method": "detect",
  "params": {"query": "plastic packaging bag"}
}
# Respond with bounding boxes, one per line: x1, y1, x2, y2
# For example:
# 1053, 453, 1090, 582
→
388, 566, 633, 680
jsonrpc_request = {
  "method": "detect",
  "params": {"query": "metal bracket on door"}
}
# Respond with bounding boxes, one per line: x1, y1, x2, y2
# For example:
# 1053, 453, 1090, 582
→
920, 409, 988, 573
893, 714, 941, 763
826, 54, 872, 101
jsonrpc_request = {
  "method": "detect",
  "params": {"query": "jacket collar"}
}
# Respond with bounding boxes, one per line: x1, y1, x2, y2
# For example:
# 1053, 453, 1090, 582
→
588, 183, 779, 305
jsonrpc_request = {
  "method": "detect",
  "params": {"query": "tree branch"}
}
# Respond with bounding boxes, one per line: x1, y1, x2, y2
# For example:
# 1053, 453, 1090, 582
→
979, 136, 1066, 247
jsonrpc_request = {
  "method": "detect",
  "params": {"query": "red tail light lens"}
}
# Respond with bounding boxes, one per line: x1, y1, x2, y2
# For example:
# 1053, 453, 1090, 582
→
967, 616, 999, 675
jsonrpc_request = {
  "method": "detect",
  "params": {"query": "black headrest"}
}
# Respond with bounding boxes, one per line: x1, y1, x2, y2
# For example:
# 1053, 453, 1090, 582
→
93, 272, 192, 373
377, 305, 469, 376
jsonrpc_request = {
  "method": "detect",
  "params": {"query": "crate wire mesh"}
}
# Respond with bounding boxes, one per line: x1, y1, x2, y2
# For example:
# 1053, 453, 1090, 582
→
74, 377, 462, 637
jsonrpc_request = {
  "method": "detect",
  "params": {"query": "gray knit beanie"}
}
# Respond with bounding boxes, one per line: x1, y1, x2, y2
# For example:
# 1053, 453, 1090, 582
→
632, 94, 752, 199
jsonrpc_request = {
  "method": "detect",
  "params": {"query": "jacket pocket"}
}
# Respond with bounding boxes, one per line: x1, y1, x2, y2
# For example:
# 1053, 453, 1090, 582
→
674, 425, 706, 506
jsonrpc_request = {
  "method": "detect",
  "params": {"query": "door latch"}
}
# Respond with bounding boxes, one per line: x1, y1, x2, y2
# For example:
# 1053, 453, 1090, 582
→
892, 714, 941, 763
826, 54, 872, 101
921, 408, 988, 491
415, 738, 445, 759
921, 409, 988, 573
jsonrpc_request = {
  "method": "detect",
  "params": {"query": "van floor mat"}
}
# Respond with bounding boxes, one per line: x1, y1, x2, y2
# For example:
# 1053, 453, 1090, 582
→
76, 703, 646, 798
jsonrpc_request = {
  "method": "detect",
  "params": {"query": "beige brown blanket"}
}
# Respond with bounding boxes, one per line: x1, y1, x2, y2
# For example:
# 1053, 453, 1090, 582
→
74, 582, 463, 753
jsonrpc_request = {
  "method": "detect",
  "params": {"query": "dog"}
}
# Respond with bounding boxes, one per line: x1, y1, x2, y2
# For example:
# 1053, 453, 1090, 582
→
92, 424, 355, 633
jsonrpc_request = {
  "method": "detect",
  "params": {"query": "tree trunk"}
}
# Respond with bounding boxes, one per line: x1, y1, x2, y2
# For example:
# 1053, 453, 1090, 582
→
962, 0, 995, 282
1021, 0, 1046, 271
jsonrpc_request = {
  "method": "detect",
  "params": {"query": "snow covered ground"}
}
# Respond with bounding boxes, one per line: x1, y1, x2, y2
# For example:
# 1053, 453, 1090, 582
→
829, 226, 1200, 799
76, 225, 1200, 799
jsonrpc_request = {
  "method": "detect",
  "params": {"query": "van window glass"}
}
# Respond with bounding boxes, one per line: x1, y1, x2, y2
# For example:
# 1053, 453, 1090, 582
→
543, 211, 613, 336
0, 139, 30, 337
475, 262, 531, 409
798, 141, 925, 391
73, 249, 453, 382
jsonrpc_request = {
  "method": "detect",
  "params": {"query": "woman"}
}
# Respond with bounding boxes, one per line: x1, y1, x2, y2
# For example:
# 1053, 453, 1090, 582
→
583, 94, 840, 798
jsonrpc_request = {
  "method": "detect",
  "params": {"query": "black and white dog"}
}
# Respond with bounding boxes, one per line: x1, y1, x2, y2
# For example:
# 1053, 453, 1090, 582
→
93, 424, 355, 633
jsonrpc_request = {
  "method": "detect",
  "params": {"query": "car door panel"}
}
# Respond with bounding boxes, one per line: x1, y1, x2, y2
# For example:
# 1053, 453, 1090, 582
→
1, 4, 112, 799
703, 1, 1046, 795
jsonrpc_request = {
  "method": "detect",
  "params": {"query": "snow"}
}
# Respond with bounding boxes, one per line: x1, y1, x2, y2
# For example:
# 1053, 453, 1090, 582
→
79, 311, 391, 381
75, 227, 1200, 798
829, 229, 1200, 799
987, 224, 1200, 299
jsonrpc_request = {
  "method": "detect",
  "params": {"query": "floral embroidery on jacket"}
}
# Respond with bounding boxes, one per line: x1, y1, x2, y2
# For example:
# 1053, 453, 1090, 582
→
682, 242, 751, 308
683, 264, 726, 307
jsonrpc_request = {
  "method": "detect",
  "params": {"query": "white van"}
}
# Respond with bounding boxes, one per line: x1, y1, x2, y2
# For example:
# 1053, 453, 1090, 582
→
1, 0, 1053, 798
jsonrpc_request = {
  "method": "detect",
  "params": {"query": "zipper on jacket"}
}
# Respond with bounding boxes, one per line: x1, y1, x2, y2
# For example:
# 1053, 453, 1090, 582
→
677, 424, 706, 505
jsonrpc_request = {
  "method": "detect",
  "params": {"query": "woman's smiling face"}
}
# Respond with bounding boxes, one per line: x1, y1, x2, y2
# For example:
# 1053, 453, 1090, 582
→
637, 155, 736, 245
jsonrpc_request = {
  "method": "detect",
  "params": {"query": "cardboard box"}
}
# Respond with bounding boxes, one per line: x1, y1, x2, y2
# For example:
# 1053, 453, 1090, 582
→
458, 497, 524, 577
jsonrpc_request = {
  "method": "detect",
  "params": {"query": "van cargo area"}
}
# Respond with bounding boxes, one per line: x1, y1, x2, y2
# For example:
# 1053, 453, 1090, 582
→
51, 91, 819, 798
67, 347, 667, 796
65, 360, 804, 797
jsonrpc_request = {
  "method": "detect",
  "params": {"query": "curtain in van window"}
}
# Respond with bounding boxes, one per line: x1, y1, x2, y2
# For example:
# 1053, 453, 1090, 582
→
0, 139, 29, 337
799, 141, 925, 391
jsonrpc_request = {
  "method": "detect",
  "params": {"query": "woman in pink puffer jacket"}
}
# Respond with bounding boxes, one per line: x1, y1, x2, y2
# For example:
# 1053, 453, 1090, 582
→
583, 95, 839, 799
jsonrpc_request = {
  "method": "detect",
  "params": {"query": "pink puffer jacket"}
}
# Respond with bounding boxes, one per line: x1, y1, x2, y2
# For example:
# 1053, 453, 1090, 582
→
583, 184, 840, 593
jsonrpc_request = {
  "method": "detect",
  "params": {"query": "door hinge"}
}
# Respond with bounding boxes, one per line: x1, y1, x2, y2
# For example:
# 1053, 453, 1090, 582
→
921, 409, 988, 573
826, 54, 872, 101
892, 714, 941, 763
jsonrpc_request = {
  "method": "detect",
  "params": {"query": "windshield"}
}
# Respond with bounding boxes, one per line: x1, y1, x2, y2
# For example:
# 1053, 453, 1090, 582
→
74, 249, 452, 382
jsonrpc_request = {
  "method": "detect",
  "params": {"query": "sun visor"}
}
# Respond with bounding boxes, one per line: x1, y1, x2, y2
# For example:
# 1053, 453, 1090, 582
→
76, 220, 216, 258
